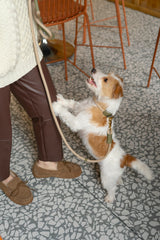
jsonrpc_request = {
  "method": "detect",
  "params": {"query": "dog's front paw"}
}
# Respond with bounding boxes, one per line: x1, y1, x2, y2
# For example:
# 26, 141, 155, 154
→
57, 94, 64, 101
52, 101, 63, 116
57, 94, 67, 106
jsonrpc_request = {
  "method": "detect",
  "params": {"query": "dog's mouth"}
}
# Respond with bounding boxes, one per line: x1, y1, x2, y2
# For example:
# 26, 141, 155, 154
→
87, 77, 97, 87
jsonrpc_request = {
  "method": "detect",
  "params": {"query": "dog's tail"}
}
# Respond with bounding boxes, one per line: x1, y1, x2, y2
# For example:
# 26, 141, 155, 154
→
121, 154, 153, 180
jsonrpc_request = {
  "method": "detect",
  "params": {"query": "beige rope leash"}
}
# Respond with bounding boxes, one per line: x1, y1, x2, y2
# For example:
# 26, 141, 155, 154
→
28, 0, 113, 163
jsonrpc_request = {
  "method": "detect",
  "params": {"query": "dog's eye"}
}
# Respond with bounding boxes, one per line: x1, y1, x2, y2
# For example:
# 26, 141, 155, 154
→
104, 78, 108, 82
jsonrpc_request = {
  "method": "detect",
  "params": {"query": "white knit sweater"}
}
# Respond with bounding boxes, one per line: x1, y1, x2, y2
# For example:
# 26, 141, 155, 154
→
0, 0, 43, 88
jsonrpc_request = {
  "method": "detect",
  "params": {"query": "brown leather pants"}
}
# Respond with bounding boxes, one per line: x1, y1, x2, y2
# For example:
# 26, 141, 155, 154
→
0, 59, 63, 181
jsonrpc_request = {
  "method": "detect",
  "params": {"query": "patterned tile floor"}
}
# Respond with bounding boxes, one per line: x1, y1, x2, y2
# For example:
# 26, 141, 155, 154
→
0, 0, 160, 239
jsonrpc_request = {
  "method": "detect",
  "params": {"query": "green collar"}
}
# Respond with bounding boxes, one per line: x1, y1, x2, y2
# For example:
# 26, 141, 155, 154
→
93, 96, 114, 118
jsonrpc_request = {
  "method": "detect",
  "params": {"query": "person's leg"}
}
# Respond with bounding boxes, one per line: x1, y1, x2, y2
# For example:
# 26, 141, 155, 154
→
10, 60, 63, 169
11, 59, 81, 178
0, 86, 33, 205
0, 86, 12, 182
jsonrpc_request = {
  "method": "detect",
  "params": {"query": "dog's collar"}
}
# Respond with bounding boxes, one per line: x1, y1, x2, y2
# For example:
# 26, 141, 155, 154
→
92, 96, 114, 118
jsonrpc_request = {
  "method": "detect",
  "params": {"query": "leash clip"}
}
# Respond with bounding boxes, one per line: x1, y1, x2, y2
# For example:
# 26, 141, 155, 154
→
103, 110, 113, 118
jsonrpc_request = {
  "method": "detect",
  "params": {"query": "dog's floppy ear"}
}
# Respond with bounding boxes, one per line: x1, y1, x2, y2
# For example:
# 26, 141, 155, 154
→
116, 75, 123, 83
112, 83, 123, 99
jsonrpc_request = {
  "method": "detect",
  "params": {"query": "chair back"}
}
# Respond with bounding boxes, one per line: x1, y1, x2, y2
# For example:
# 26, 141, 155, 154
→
38, 0, 86, 26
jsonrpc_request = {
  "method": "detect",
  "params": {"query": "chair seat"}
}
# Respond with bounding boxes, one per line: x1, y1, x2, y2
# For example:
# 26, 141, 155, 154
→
39, 0, 85, 25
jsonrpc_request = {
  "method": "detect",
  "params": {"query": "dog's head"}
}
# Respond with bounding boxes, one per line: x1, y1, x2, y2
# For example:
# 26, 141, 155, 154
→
87, 68, 123, 100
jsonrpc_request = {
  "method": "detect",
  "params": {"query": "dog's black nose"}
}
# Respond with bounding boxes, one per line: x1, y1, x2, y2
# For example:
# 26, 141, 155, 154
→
91, 68, 96, 74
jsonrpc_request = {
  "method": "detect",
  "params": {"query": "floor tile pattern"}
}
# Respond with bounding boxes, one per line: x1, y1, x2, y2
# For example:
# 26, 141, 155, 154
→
0, 0, 160, 239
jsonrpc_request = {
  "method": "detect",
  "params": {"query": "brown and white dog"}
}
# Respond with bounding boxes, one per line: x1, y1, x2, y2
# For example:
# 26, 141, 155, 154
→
53, 68, 153, 203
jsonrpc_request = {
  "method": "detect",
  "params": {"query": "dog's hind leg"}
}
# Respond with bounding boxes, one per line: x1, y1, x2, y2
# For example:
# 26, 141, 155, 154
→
101, 173, 122, 203
105, 186, 117, 203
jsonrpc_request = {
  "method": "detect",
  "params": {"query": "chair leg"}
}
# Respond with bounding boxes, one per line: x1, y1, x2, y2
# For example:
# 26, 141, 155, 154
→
84, 12, 95, 69
89, 0, 95, 20
82, 0, 94, 45
121, 0, 130, 46
62, 23, 68, 81
115, 0, 126, 69
74, 18, 78, 65
147, 28, 160, 88
83, 15, 87, 44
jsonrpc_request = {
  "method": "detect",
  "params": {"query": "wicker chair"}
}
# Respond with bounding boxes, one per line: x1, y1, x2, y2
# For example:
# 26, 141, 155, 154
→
38, 0, 95, 81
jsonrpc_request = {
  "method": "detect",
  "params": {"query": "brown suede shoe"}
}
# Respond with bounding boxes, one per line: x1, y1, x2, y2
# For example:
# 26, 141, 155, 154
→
0, 171, 33, 205
32, 160, 82, 179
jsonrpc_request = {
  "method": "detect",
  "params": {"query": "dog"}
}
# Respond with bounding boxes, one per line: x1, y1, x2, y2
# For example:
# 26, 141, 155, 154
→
52, 68, 153, 203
